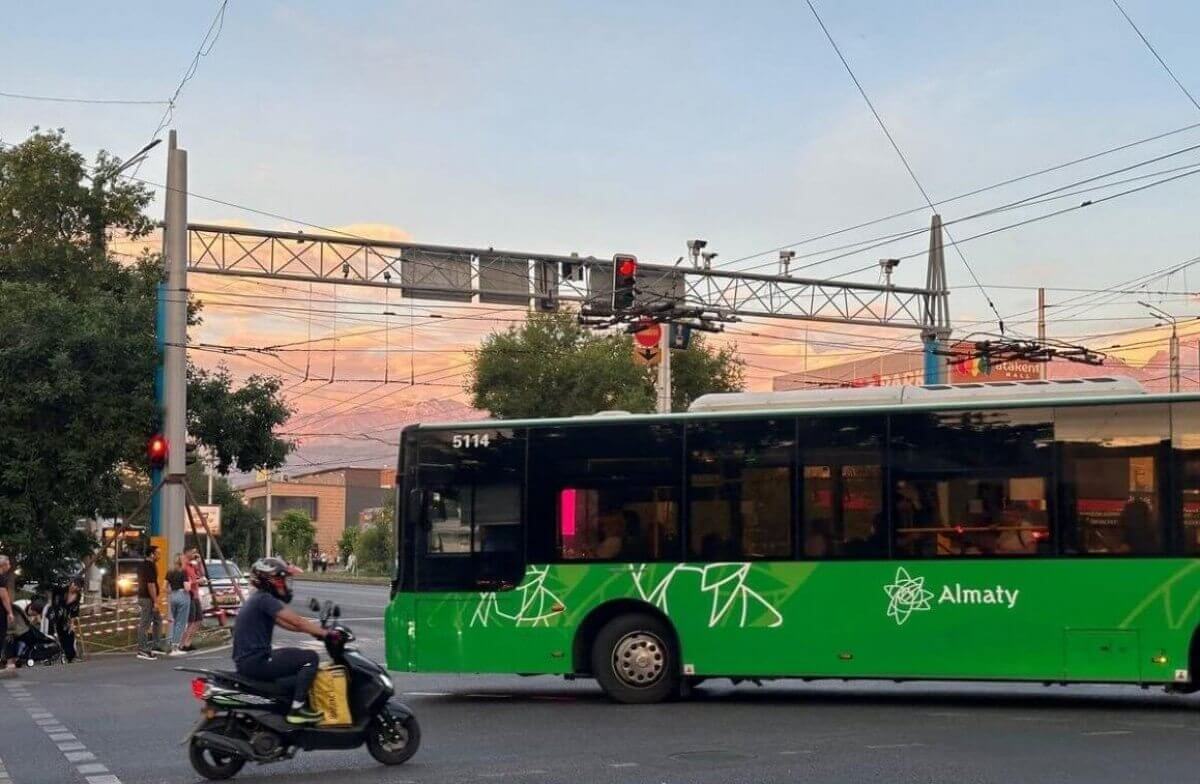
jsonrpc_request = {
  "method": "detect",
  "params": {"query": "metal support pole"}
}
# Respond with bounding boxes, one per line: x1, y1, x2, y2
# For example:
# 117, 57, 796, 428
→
656, 325, 672, 413
921, 215, 951, 384
1170, 326, 1180, 393
265, 474, 273, 558
163, 131, 188, 560
1037, 287, 1047, 380
150, 282, 166, 535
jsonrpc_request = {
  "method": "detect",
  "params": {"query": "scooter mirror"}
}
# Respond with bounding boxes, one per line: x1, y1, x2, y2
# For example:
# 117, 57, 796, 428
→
333, 605, 341, 618
308, 598, 320, 612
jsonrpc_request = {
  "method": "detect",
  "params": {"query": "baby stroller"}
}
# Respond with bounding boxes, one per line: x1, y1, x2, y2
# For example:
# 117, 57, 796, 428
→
7, 600, 63, 667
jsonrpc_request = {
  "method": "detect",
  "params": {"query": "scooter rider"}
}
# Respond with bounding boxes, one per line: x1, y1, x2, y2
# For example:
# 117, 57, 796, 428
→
234, 557, 329, 725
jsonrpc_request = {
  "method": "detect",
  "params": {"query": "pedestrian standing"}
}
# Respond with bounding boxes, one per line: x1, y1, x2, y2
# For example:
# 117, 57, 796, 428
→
166, 553, 191, 656
49, 577, 81, 663
0, 555, 16, 676
181, 547, 203, 651
136, 545, 163, 660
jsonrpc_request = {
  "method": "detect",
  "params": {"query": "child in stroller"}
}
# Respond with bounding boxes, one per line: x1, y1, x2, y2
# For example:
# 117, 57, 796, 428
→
6, 600, 63, 667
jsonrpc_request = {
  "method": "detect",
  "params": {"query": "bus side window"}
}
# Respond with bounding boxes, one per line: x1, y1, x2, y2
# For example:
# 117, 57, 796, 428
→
799, 416, 886, 559
1056, 404, 1169, 556
890, 408, 1054, 558
530, 423, 683, 563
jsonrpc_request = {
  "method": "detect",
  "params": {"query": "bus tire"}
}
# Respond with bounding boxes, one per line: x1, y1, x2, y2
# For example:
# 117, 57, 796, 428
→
591, 613, 679, 704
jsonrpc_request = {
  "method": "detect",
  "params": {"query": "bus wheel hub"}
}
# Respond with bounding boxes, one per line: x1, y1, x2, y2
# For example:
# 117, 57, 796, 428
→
614, 632, 665, 687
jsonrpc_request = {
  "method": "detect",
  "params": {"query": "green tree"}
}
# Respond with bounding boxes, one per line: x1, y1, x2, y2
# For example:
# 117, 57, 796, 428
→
467, 310, 744, 418
274, 509, 317, 565
0, 130, 291, 585
337, 526, 360, 563
355, 507, 394, 575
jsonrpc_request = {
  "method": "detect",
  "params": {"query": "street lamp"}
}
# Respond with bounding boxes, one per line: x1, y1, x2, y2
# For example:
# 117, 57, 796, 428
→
1139, 301, 1180, 393
88, 138, 163, 251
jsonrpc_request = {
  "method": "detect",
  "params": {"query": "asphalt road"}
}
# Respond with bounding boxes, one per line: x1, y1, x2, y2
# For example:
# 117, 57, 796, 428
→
1, 579, 1197, 784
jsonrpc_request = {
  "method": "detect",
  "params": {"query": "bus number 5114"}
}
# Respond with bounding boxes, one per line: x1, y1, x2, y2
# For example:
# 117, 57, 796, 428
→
452, 433, 490, 448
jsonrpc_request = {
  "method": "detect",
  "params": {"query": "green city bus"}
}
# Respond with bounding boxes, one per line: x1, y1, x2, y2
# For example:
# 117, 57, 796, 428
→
384, 377, 1200, 703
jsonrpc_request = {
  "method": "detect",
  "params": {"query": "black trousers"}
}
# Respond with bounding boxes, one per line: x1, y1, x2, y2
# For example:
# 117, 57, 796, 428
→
236, 648, 320, 706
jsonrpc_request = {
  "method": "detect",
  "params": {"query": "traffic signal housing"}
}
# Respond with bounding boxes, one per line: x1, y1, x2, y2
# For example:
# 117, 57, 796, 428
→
148, 434, 168, 469
611, 253, 637, 312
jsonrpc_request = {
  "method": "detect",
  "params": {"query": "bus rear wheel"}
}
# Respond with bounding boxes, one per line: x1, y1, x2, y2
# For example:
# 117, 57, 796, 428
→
592, 613, 679, 704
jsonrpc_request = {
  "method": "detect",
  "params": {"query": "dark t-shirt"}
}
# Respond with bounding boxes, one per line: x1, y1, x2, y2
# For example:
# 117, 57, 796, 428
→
232, 590, 285, 664
165, 568, 187, 592
136, 559, 158, 599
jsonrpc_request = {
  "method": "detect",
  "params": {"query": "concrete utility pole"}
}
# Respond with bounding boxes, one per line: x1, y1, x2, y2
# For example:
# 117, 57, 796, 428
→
161, 131, 188, 559
1140, 301, 1180, 393
656, 325, 672, 413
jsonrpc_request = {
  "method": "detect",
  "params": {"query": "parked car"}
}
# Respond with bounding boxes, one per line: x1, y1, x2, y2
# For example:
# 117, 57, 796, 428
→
197, 560, 251, 617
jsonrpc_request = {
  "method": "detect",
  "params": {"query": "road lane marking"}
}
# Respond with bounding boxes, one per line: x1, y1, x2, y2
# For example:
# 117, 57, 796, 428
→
12, 686, 123, 784
866, 743, 925, 749
778, 750, 813, 755
1082, 730, 1133, 736
608, 763, 639, 768
403, 691, 451, 697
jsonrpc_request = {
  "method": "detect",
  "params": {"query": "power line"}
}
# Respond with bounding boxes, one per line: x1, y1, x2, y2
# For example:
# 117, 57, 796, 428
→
804, 0, 1003, 331
133, 0, 232, 175
0, 90, 169, 106
715, 119, 1200, 271
1111, 0, 1200, 113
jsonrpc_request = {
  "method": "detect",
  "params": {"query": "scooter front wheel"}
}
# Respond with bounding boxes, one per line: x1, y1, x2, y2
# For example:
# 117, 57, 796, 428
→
366, 710, 420, 765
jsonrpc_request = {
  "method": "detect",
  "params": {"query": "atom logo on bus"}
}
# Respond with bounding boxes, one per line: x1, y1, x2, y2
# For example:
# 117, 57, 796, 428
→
883, 567, 934, 626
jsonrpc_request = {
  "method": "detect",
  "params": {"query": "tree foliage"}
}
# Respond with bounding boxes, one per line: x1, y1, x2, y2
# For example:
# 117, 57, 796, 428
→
355, 507, 394, 575
467, 311, 744, 418
274, 509, 316, 565
0, 130, 290, 584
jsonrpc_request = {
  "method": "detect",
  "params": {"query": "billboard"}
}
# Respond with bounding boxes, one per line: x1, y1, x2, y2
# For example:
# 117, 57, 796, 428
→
185, 505, 222, 536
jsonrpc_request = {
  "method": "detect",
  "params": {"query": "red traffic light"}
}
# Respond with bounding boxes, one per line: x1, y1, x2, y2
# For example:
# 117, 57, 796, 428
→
148, 434, 168, 467
612, 254, 638, 312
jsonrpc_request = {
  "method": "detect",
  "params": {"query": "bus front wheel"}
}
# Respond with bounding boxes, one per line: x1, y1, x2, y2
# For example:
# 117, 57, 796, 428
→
592, 613, 680, 704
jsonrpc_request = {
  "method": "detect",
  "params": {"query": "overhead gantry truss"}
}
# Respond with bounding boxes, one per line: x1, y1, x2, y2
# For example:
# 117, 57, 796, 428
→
186, 223, 948, 332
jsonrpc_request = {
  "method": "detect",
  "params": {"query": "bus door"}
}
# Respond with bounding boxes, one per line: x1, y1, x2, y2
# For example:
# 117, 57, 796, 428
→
413, 428, 528, 672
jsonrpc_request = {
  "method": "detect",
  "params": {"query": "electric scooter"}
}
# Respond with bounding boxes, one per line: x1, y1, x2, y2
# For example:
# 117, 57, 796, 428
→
179, 599, 419, 780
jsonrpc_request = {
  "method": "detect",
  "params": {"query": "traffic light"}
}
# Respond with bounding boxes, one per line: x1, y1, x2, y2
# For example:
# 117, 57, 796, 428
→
148, 434, 168, 469
612, 253, 637, 312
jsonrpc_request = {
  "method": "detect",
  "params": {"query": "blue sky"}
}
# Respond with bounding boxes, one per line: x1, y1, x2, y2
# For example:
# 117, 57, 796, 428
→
5, 0, 1200, 356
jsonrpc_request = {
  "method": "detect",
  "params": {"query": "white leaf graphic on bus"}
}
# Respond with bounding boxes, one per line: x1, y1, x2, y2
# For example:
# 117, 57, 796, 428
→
884, 566, 934, 626
470, 565, 564, 627
629, 563, 784, 629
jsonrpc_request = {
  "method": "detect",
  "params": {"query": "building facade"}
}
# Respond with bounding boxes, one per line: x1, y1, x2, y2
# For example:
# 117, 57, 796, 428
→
241, 467, 394, 555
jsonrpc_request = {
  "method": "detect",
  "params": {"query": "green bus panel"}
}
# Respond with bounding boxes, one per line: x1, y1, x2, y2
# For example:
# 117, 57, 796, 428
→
386, 559, 1200, 683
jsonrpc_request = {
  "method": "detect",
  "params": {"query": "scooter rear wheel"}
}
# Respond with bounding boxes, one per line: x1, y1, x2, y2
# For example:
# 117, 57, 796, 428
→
366, 711, 420, 765
188, 719, 248, 780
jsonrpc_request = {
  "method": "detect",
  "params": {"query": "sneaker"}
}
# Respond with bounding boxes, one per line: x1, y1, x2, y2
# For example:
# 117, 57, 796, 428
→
136, 651, 157, 661
168, 648, 188, 657
285, 706, 324, 725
